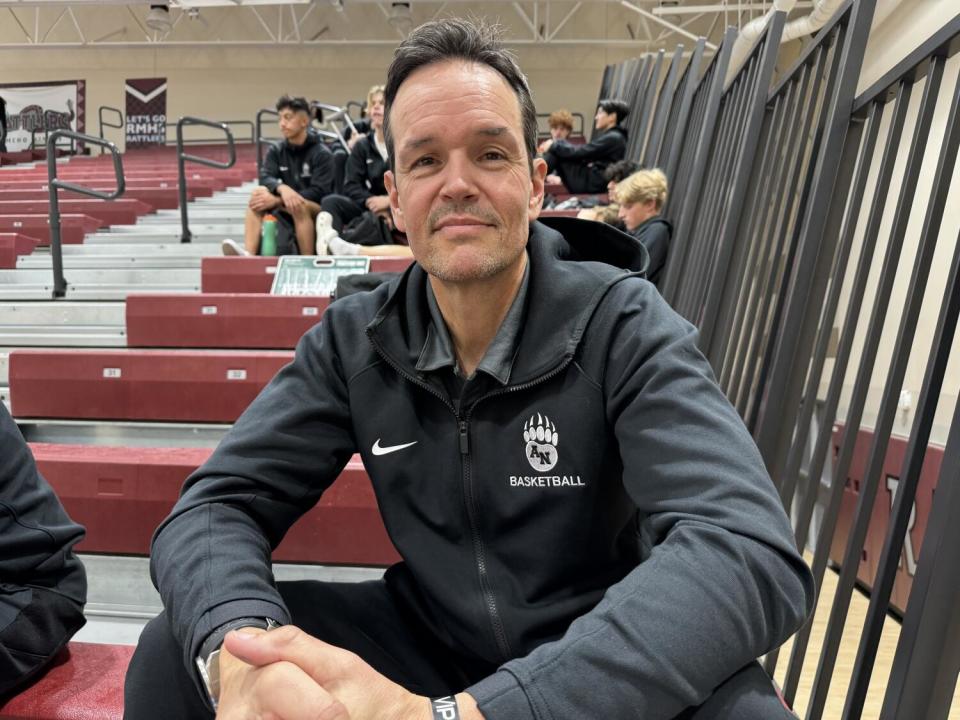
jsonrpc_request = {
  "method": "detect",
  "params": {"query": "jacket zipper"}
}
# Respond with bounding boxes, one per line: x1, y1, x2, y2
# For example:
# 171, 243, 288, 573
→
460, 358, 574, 662
368, 330, 575, 664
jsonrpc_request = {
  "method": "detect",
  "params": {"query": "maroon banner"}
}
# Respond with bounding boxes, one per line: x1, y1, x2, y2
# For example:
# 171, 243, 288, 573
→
125, 77, 167, 147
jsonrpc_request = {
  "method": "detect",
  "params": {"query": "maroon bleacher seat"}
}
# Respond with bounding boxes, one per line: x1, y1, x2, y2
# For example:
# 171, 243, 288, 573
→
0, 188, 194, 210
201, 256, 414, 294
540, 209, 580, 218
0, 199, 154, 227
0, 151, 35, 167
0, 642, 131, 720
0, 233, 41, 269
30, 444, 400, 565
9, 349, 292, 422
0, 214, 102, 245
126, 293, 330, 349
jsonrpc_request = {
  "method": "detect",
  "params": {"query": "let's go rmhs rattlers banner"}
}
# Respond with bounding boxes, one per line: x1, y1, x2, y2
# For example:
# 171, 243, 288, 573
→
0, 81, 84, 152
125, 77, 167, 147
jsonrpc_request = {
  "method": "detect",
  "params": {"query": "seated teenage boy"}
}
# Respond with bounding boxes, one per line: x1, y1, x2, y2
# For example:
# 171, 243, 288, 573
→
541, 99, 629, 194
224, 95, 334, 256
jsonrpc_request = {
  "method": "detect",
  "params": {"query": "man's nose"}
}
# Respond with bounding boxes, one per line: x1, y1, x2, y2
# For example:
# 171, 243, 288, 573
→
438, 155, 479, 201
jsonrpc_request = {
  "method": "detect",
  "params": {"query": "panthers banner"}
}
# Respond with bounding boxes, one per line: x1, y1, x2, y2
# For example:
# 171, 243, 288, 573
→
0, 81, 84, 152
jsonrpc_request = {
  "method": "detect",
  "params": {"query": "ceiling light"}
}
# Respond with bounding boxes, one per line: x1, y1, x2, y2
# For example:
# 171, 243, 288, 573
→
145, 4, 172, 33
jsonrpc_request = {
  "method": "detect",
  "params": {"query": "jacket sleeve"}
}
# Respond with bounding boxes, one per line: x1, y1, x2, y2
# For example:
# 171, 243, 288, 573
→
468, 280, 814, 719
0, 404, 87, 696
300, 145, 334, 204
343, 141, 373, 205
259, 143, 283, 194
548, 132, 619, 162
149, 314, 357, 698
638, 223, 670, 282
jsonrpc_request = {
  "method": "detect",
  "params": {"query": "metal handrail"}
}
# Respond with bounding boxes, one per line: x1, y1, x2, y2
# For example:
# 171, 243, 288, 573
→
99, 105, 124, 141
167, 119, 253, 146
256, 107, 279, 173
312, 102, 353, 151
344, 100, 365, 120
47, 130, 125, 297
177, 116, 236, 243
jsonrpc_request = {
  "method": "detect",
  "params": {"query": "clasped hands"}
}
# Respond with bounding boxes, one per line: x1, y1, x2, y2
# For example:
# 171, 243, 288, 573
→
217, 625, 482, 720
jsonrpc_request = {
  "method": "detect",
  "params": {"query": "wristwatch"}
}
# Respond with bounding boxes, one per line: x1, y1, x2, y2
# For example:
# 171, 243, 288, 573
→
196, 617, 281, 709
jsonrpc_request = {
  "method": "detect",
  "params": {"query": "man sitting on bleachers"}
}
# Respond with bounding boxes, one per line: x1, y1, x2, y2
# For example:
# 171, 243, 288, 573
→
0, 404, 87, 698
127, 18, 810, 720
540, 99, 629, 194
223, 95, 334, 257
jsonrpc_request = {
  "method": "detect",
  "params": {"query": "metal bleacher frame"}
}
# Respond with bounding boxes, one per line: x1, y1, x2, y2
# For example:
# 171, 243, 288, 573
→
649, 0, 960, 716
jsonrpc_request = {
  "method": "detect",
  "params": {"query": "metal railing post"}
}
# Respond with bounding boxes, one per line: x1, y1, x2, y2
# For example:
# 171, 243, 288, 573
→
98, 105, 124, 141
256, 107, 279, 174
46, 129, 125, 298
177, 116, 236, 244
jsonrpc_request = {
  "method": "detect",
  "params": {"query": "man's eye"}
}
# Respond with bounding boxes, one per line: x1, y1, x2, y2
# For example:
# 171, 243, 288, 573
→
412, 156, 435, 168
482, 151, 506, 161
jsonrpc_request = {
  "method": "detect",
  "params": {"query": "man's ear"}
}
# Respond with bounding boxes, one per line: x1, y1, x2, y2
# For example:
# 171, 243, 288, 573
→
384, 170, 406, 233
527, 157, 548, 222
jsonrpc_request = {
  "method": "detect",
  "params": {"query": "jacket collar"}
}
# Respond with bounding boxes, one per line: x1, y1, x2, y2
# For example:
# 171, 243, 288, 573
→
366, 218, 646, 386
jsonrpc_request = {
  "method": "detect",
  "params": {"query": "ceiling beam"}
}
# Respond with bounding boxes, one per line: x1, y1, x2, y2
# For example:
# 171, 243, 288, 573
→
620, 0, 717, 50
7, 8, 33, 42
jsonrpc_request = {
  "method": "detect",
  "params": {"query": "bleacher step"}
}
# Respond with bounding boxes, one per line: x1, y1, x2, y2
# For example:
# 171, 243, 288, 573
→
0, 327, 127, 346
0, 285, 200, 301
0, 268, 201, 285
72, 555, 385, 646
109, 223, 243, 235
17, 256, 203, 270
18, 419, 230, 448
85, 232, 231, 245
0, 301, 125, 326
62, 243, 221, 257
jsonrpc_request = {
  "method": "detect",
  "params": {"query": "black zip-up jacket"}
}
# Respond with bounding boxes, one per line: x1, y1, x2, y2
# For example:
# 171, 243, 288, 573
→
549, 126, 628, 189
343, 131, 389, 206
151, 220, 813, 719
0, 404, 87, 697
259, 130, 334, 204
629, 216, 672, 287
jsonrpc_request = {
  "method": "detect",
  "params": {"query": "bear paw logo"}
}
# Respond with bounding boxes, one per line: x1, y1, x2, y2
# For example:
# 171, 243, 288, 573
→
524, 413, 558, 472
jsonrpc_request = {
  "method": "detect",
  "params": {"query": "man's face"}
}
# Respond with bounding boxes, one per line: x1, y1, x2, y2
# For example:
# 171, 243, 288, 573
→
550, 125, 570, 141
385, 60, 546, 284
278, 108, 309, 139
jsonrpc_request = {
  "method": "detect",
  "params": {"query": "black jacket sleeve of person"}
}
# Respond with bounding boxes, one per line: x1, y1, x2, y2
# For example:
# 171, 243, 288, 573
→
258, 142, 284, 195
548, 127, 626, 163
632, 218, 672, 286
343, 134, 389, 206
0, 404, 87, 697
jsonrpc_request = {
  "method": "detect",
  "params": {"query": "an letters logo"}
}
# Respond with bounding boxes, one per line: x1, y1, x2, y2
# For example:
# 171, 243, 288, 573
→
431, 696, 458, 719
524, 413, 558, 472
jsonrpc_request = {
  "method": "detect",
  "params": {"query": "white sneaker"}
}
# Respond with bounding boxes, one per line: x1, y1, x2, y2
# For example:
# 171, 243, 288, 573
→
315, 211, 339, 256
222, 238, 251, 257
328, 235, 361, 256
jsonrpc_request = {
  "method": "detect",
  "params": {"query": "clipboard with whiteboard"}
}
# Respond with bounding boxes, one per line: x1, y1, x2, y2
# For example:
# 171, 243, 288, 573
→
270, 256, 371, 296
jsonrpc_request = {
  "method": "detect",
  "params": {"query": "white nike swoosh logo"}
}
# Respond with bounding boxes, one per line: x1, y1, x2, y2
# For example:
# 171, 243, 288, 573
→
371, 439, 418, 456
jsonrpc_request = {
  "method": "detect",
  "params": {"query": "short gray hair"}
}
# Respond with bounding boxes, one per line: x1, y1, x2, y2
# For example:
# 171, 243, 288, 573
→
383, 18, 538, 171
